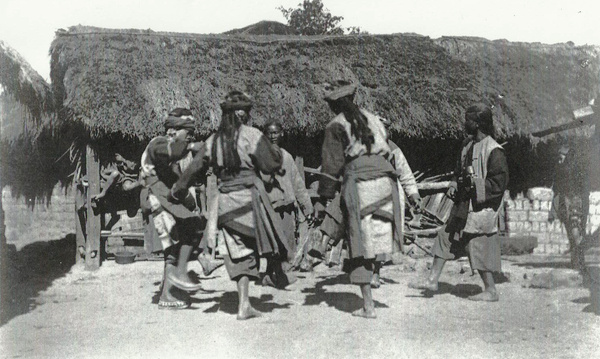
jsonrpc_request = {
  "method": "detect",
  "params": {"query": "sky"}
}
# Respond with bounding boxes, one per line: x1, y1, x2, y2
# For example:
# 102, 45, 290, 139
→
1, 0, 599, 82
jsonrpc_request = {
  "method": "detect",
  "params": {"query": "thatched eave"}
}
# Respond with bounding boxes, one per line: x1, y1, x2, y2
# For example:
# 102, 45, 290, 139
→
1, 40, 53, 143
50, 26, 600, 142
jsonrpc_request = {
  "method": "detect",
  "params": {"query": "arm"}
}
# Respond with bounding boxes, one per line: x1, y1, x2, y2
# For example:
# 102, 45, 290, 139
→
250, 135, 283, 174
393, 148, 419, 197
318, 123, 347, 199
148, 136, 189, 169
93, 170, 120, 200
170, 145, 208, 201
473, 148, 509, 205
447, 145, 463, 199
290, 158, 314, 215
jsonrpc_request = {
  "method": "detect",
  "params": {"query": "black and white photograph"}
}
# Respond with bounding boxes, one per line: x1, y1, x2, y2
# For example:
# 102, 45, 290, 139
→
1, 1, 599, 357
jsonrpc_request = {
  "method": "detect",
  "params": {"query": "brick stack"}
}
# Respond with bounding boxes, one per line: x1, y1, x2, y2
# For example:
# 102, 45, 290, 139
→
504, 188, 600, 255
504, 188, 567, 254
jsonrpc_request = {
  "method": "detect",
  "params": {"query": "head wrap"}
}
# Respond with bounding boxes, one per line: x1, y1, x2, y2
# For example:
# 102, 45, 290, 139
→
164, 108, 195, 132
220, 91, 253, 112
323, 80, 357, 101
465, 103, 494, 136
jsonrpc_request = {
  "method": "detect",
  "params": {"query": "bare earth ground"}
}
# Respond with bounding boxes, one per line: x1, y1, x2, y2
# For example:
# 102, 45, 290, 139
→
1, 237, 599, 359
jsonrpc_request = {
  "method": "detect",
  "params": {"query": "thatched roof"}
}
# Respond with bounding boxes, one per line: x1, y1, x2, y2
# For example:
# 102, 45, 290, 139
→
1, 40, 53, 144
50, 26, 600, 142
435, 37, 600, 137
1, 41, 68, 204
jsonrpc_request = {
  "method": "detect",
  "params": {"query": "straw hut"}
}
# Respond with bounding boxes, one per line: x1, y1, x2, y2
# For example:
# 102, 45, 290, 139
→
1, 40, 59, 200
1, 41, 61, 253
49, 25, 600, 268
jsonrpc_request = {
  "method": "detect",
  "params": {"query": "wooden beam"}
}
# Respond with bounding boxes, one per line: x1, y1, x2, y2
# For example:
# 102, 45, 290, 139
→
85, 144, 101, 270
417, 181, 452, 191
75, 178, 86, 265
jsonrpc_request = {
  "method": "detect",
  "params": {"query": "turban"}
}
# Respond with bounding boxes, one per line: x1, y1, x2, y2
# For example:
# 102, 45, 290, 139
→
164, 114, 195, 132
323, 80, 357, 101
220, 91, 253, 112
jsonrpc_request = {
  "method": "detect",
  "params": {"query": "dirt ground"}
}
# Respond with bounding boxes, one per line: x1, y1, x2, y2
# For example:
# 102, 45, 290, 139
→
1, 236, 599, 359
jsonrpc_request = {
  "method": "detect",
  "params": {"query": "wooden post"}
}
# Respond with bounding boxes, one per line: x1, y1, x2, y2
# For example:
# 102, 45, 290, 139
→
74, 178, 86, 265
0, 177, 6, 307
295, 155, 305, 183
85, 144, 101, 270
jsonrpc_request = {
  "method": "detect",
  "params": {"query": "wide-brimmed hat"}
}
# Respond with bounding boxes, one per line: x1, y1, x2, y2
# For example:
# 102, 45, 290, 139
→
323, 80, 357, 101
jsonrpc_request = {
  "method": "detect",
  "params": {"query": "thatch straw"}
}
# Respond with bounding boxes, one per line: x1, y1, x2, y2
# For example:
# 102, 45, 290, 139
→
436, 37, 600, 137
1, 40, 53, 143
49, 26, 599, 143
1, 41, 66, 204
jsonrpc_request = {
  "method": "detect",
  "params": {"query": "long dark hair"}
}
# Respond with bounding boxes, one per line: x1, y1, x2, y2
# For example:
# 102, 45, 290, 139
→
211, 91, 253, 174
211, 110, 245, 174
330, 96, 374, 152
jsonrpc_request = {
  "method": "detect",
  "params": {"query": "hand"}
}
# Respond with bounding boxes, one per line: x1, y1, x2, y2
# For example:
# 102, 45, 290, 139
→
408, 193, 423, 212
314, 201, 326, 220
187, 142, 203, 154
168, 188, 183, 204
446, 186, 457, 200
305, 213, 316, 226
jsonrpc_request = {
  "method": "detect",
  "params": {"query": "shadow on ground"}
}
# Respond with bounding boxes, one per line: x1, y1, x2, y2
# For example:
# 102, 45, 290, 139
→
572, 286, 600, 316
301, 273, 389, 313
1, 234, 76, 326
406, 282, 483, 299
200, 292, 292, 315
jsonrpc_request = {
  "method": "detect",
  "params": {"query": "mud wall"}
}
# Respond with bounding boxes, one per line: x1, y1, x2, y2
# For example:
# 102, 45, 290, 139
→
2, 185, 75, 249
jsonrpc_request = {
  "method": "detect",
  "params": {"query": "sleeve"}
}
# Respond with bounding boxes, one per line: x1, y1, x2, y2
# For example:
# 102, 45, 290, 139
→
473, 148, 509, 204
148, 137, 189, 169
290, 158, 314, 215
318, 123, 347, 199
448, 147, 462, 193
250, 135, 283, 174
393, 148, 419, 197
171, 145, 208, 201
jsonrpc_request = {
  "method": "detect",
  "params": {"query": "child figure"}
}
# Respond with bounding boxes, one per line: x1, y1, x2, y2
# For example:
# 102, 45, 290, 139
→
92, 153, 141, 203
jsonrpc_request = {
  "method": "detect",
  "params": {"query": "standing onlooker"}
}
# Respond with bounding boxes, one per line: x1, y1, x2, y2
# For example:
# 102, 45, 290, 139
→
375, 116, 422, 288
263, 119, 315, 277
551, 137, 589, 270
409, 103, 509, 302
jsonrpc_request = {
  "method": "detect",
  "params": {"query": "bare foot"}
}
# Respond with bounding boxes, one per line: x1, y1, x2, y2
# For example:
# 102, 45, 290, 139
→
468, 291, 499, 302
370, 274, 381, 289
408, 277, 438, 291
237, 306, 262, 320
166, 271, 203, 292
352, 308, 377, 319
158, 287, 190, 309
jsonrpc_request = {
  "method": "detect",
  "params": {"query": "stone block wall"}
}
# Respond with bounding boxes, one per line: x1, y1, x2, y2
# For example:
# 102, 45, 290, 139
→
2, 185, 76, 250
503, 187, 600, 255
